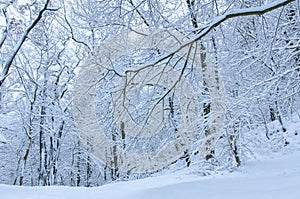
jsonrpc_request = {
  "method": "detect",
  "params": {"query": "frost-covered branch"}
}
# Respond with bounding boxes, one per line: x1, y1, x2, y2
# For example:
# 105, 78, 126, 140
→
62, 1, 92, 53
0, 0, 53, 87
125, 0, 296, 74
192, 0, 296, 39
0, 1, 11, 49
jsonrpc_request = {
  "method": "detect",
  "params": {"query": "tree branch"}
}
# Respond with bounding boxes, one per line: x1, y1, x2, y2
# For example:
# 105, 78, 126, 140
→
125, 0, 296, 74
0, 0, 52, 87
0, 2, 11, 49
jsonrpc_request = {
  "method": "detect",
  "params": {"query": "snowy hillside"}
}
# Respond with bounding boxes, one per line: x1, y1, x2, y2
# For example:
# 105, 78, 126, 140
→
1, 116, 300, 198
0, 0, 299, 197
1, 150, 300, 199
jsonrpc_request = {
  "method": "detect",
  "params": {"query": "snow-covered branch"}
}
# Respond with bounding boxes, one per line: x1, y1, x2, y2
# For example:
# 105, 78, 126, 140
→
0, 2, 11, 49
126, 0, 295, 74
192, 0, 296, 41
0, 0, 53, 87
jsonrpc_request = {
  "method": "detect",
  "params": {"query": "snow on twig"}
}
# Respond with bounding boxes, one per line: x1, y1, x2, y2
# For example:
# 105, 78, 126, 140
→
125, 0, 296, 74
0, 0, 54, 87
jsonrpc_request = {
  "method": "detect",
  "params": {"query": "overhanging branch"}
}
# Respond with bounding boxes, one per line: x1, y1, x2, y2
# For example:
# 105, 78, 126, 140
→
193, 0, 295, 40
125, 0, 296, 74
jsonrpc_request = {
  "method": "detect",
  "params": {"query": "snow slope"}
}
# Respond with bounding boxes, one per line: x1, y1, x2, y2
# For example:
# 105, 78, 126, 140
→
1, 151, 300, 199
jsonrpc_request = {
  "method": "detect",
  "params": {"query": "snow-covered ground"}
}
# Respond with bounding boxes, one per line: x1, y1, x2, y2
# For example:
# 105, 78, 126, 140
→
1, 150, 300, 199
1, 116, 299, 198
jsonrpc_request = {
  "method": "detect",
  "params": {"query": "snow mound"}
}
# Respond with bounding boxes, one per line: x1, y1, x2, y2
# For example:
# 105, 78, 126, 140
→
1, 151, 300, 199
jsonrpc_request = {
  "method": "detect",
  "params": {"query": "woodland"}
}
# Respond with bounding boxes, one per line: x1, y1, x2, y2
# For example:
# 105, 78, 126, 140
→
0, 0, 299, 187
